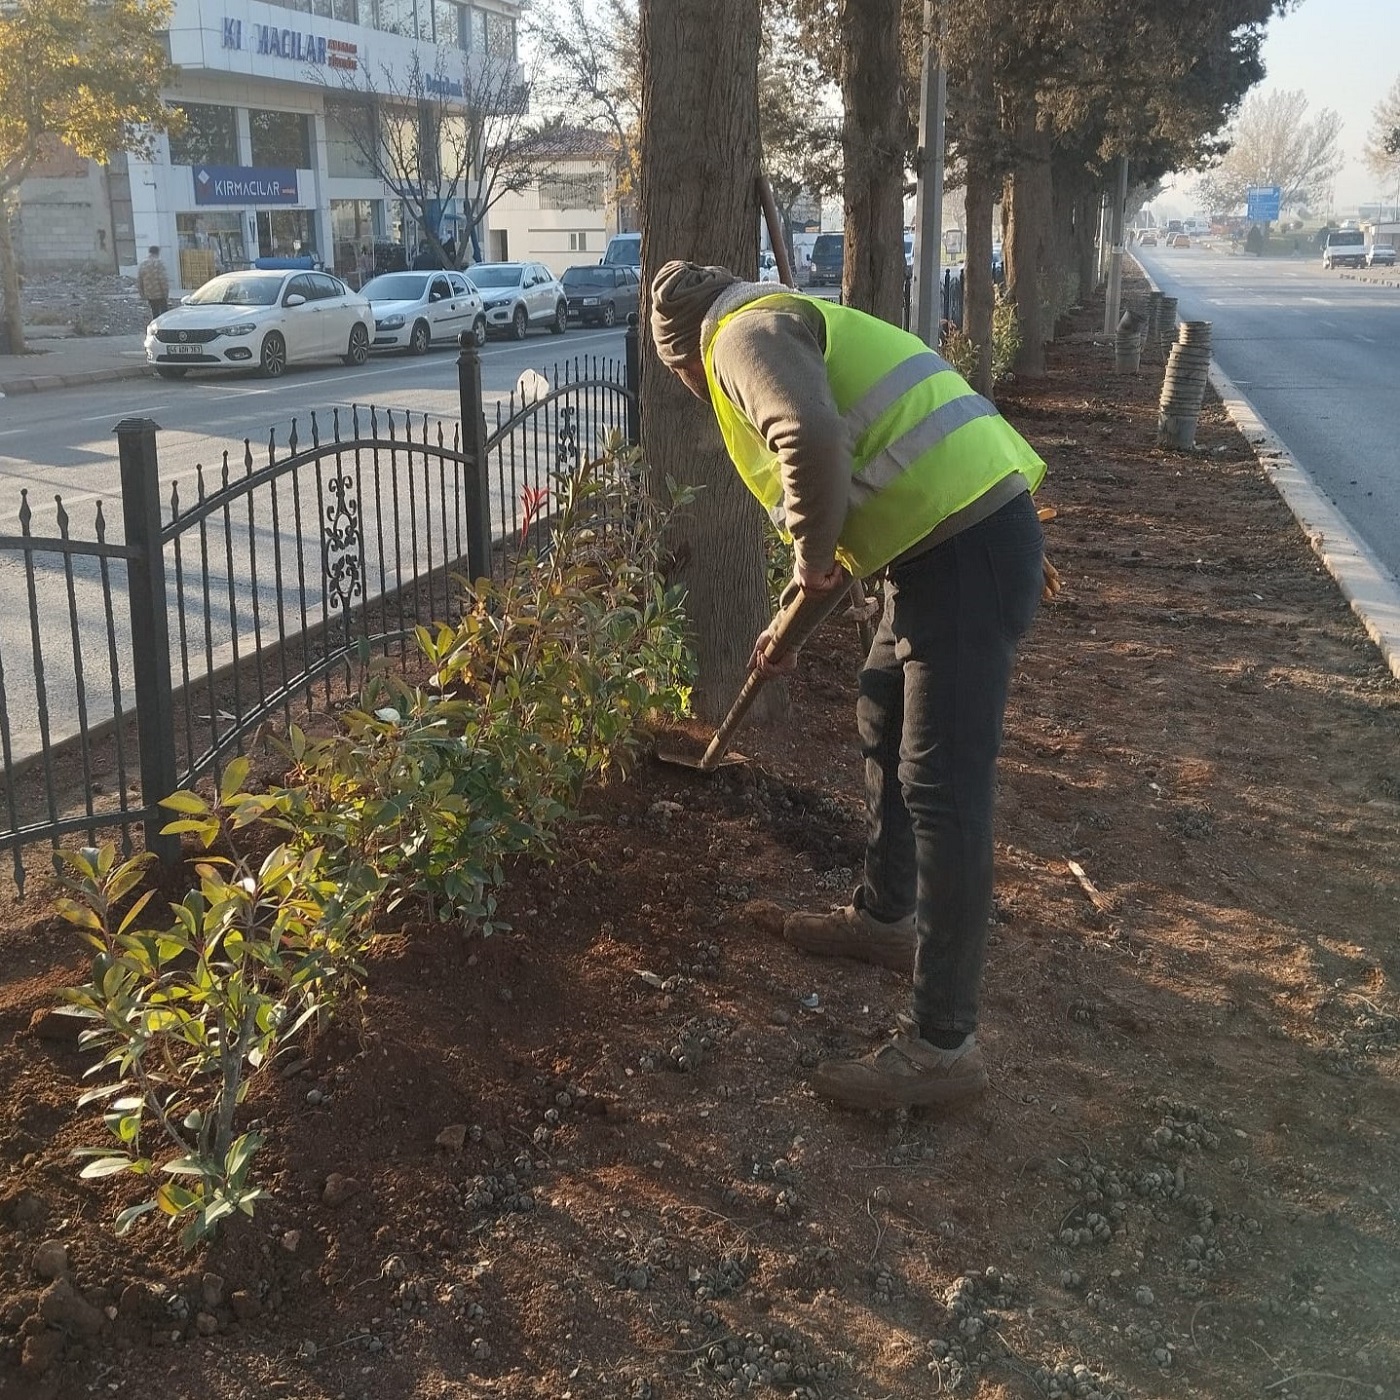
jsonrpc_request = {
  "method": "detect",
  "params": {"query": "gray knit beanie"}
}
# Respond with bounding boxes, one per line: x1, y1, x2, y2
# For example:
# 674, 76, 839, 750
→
649, 260, 739, 366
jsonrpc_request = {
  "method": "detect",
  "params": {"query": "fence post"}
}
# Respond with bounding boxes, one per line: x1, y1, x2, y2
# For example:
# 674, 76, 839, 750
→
624, 314, 641, 447
115, 417, 179, 866
457, 333, 493, 581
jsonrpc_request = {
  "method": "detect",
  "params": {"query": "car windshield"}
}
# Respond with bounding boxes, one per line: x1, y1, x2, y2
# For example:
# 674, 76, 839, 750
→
362, 273, 430, 300
562, 268, 606, 287
185, 274, 285, 307
469, 265, 524, 288
1330, 231, 1364, 246
812, 235, 842, 260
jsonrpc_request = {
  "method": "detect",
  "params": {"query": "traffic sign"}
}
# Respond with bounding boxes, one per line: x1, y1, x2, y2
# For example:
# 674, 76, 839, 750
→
1246, 186, 1282, 222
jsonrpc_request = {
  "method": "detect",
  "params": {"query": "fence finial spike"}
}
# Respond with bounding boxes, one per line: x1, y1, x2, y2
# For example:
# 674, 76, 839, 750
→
267, 427, 277, 465
333, 406, 342, 441
288, 419, 299, 456
311, 411, 320, 448
95, 499, 107, 541
244, 438, 254, 475
221, 449, 231, 489
55, 494, 69, 536
196, 462, 207, 499
18, 488, 30, 533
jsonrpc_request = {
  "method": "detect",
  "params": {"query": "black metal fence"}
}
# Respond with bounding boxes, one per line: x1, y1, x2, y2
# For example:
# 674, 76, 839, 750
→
0, 332, 639, 891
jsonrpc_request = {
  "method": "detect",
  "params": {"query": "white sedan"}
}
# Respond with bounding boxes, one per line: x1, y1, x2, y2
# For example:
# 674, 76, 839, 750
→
362, 269, 487, 354
144, 269, 374, 379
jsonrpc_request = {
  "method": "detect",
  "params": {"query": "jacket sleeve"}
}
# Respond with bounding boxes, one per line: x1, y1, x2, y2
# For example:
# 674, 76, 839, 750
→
709, 306, 849, 575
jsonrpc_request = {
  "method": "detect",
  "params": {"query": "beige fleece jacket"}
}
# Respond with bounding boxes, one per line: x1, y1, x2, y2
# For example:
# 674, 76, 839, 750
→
701, 285, 1027, 574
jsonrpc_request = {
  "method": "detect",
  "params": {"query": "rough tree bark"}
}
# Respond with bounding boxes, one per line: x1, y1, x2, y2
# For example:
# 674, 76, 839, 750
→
639, 0, 775, 726
1004, 98, 1051, 377
840, 0, 905, 322
0, 206, 25, 354
963, 156, 996, 398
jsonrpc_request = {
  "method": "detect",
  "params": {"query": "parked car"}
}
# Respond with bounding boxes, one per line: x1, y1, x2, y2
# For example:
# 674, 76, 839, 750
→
469, 262, 568, 338
361, 270, 486, 353
1322, 229, 1367, 270
1366, 242, 1397, 268
144, 269, 372, 379
560, 264, 640, 326
808, 232, 844, 287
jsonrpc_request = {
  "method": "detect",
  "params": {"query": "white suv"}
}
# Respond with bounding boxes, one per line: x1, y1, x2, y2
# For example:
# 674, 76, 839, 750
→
1366, 243, 1397, 268
1321, 229, 1366, 270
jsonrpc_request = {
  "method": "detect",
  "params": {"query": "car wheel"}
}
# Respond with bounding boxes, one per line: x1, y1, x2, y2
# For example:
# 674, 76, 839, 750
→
408, 319, 431, 355
511, 305, 528, 340
259, 332, 287, 378
550, 301, 567, 334
343, 323, 370, 366
472, 315, 487, 348
155, 366, 188, 380
601, 301, 616, 328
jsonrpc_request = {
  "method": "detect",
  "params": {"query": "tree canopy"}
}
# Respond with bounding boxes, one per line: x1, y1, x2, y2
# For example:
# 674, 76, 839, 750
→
1362, 74, 1400, 194
1195, 87, 1343, 215
0, 0, 175, 350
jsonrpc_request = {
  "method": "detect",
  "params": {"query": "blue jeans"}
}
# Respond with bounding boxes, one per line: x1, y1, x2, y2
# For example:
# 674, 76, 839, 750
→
856, 491, 1044, 1041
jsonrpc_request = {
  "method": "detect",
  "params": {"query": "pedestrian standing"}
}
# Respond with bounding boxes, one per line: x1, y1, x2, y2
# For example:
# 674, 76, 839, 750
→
136, 246, 170, 319
649, 261, 1048, 1111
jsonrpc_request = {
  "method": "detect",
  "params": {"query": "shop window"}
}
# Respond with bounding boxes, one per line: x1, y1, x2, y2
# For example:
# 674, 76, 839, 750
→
168, 104, 238, 167
257, 210, 318, 259
250, 111, 313, 170
486, 10, 515, 59
176, 211, 247, 285
432, 0, 460, 46
463, 7, 486, 53
331, 198, 379, 286
374, 0, 417, 37
326, 102, 376, 178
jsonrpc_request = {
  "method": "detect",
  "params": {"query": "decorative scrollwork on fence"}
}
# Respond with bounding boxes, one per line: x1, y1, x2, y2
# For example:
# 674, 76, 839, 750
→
556, 404, 579, 476
323, 471, 363, 613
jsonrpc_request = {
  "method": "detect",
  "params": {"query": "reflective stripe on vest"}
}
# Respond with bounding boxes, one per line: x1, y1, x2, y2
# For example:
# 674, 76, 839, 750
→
702, 293, 1045, 575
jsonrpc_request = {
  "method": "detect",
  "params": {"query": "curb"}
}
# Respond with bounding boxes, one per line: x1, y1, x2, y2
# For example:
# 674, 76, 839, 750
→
1130, 251, 1400, 685
1207, 364, 1400, 686
0, 363, 152, 397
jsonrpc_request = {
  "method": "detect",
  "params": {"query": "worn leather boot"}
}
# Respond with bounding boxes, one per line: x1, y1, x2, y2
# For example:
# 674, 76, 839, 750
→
781, 903, 915, 973
811, 1016, 989, 1111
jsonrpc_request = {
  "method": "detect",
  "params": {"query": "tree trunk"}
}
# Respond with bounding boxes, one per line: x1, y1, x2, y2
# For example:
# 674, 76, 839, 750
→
1004, 99, 1051, 378
0, 199, 26, 355
1074, 186, 1098, 304
639, 0, 774, 726
840, 0, 905, 322
963, 156, 996, 399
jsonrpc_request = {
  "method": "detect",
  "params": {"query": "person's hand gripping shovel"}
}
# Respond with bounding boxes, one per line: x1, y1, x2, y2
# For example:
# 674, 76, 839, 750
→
656, 563, 853, 773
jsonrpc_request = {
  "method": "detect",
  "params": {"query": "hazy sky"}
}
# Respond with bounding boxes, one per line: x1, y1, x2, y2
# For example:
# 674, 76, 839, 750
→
1164, 0, 1400, 215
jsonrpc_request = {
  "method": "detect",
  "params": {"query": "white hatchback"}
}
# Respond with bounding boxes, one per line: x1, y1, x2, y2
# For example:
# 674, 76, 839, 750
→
145, 270, 374, 379
362, 269, 487, 354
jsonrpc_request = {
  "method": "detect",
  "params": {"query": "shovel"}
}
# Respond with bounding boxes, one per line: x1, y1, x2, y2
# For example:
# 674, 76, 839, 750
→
656, 574, 854, 772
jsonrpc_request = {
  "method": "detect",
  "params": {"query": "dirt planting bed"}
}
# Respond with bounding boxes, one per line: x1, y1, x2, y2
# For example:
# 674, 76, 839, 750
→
1, 271, 1397, 1400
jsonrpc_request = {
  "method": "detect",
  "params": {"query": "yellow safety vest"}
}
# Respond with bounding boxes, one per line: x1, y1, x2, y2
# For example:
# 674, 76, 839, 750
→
702, 293, 1046, 576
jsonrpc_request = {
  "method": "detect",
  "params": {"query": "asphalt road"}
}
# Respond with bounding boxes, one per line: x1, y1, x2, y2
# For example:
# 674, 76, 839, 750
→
0, 326, 629, 764
1134, 242, 1400, 584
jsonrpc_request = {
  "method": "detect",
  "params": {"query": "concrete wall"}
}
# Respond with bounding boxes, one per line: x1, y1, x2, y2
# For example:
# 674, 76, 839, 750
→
16, 151, 117, 274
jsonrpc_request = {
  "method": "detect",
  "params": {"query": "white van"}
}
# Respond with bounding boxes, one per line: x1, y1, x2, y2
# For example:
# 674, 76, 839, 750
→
602, 232, 641, 268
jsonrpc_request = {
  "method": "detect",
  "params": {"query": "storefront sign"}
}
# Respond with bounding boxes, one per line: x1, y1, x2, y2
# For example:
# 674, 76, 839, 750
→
194, 166, 300, 206
222, 17, 358, 71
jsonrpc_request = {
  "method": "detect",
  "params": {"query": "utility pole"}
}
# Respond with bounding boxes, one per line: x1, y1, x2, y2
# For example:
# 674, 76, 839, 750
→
1102, 154, 1129, 337
910, 0, 945, 346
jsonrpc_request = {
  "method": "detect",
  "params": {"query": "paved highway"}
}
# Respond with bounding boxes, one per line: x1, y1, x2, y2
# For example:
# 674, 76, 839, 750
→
1135, 242, 1400, 584
0, 327, 629, 764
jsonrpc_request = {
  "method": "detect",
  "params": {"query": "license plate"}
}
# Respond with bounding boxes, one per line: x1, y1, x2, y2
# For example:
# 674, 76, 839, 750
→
166, 343, 203, 356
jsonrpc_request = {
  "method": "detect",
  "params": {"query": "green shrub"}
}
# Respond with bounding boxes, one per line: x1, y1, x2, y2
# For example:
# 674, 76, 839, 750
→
941, 283, 1022, 386
56, 435, 694, 1246
56, 766, 378, 1248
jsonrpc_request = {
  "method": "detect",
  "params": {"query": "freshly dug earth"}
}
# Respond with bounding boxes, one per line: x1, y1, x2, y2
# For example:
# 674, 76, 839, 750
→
2, 270, 1398, 1400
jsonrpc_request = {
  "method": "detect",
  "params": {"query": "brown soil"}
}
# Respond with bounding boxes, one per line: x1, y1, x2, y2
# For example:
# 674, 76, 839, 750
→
2, 270, 1398, 1400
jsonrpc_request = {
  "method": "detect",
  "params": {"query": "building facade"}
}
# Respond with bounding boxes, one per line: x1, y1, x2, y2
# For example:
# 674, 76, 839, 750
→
19, 0, 522, 290
490, 129, 620, 275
